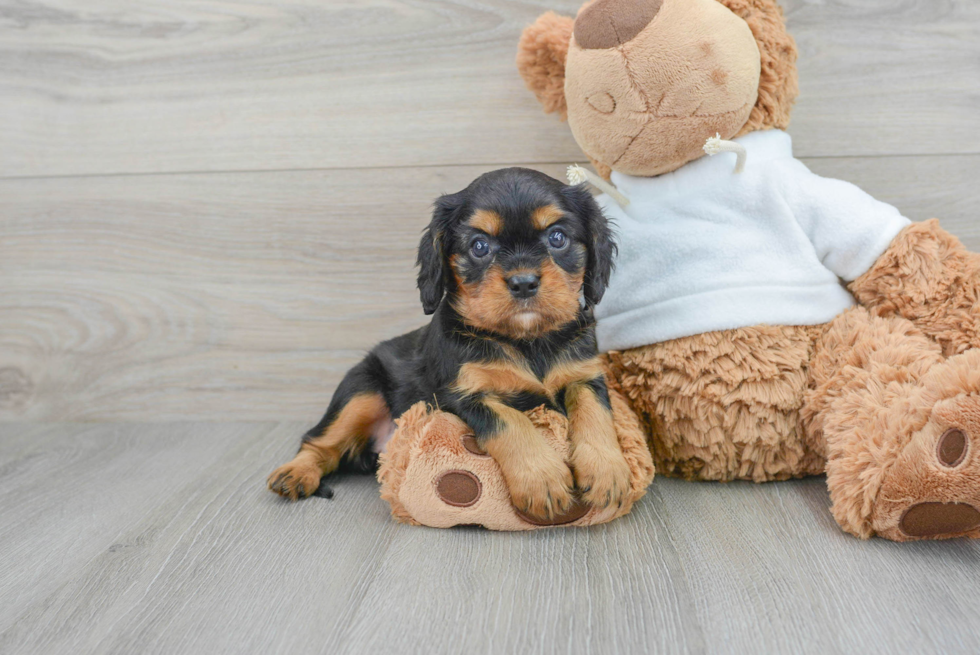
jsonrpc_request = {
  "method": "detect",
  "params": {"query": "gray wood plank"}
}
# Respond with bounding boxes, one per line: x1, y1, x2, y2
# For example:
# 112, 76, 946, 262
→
3, 423, 980, 654
0, 422, 278, 633
338, 491, 706, 655
0, 423, 50, 455
787, 0, 980, 158
343, 479, 980, 655
2, 156, 978, 422
0, 422, 400, 655
1, 0, 977, 179
656, 477, 980, 654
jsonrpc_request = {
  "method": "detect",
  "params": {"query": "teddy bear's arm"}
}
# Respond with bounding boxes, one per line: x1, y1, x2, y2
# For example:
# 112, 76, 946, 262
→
849, 219, 980, 357
778, 159, 910, 283
781, 158, 980, 355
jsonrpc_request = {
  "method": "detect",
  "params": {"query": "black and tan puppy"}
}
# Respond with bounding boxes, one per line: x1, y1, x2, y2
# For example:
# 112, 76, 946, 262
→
267, 167, 630, 520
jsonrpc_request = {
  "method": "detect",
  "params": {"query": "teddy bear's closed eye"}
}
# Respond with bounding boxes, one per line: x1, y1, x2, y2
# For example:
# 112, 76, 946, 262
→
586, 92, 616, 114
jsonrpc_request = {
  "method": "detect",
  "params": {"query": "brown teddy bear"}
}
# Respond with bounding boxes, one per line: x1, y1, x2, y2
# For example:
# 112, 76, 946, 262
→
516, 0, 980, 541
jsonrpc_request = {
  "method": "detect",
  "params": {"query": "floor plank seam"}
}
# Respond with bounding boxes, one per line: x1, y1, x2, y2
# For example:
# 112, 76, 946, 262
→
2, 151, 979, 183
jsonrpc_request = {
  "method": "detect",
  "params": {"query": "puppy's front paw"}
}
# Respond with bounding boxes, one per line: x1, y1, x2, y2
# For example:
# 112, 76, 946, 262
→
267, 459, 322, 501
503, 452, 575, 521
571, 444, 631, 509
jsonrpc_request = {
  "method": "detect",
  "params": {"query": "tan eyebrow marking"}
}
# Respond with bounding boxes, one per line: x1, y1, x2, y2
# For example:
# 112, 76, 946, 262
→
532, 204, 564, 230
467, 209, 504, 236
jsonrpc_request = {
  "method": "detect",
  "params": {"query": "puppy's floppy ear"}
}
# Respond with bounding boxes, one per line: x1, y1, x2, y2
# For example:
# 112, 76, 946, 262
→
563, 183, 616, 307
516, 12, 574, 120
417, 192, 463, 315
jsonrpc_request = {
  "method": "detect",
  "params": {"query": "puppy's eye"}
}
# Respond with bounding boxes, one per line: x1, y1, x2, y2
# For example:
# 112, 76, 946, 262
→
470, 237, 490, 258
548, 229, 567, 249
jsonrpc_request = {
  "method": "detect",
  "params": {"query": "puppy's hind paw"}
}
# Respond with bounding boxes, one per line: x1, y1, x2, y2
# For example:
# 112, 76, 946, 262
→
313, 477, 335, 499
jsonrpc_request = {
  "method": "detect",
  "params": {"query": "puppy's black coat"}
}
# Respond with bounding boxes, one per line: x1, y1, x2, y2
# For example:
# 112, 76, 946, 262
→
269, 167, 620, 518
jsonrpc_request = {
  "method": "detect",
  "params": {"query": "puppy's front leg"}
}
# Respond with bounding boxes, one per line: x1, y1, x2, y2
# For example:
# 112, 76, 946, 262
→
457, 395, 575, 520
566, 378, 631, 509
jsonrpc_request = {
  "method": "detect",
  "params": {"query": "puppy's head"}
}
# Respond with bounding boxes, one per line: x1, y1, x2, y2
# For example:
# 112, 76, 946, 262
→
417, 167, 615, 339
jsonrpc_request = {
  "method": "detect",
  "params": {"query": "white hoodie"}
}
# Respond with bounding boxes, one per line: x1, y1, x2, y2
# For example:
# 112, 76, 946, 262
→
593, 129, 910, 352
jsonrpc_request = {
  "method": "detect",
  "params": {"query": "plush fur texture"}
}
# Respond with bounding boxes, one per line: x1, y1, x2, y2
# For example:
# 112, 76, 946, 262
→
516, 12, 574, 120
803, 308, 943, 537
803, 307, 980, 540
605, 324, 825, 482
566, 0, 762, 177
573, 0, 664, 50
606, 299, 980, 541
850, 219, 980, 357
718, 0, 798, 136
378, 388, 655, 530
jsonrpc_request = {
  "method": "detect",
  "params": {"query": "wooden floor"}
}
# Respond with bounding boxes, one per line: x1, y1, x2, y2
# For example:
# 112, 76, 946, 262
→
2, 1, 980, 653
3, 422, 980, 655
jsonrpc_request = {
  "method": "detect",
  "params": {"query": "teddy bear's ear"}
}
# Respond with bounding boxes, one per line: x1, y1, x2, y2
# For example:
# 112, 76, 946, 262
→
715, 0, 799, 135
516, 12, 575, 120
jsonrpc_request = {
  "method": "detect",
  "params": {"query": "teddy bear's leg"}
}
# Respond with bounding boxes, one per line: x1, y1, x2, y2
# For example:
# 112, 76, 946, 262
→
850, 219, 980, 357
803, 306, 980, 540
603, 324, 826, 482
378, 402, 652, 530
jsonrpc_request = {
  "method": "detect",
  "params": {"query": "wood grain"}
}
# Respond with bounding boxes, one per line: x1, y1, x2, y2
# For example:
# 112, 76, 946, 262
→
0, 422, 280, 633
339, 488, 706, 654
786, 0, 980, 158
0, 422, 398, 654
2, 156, 978, 422
2, 422, 980, 654
1, 0, 978, 179
655, 477, 980, 653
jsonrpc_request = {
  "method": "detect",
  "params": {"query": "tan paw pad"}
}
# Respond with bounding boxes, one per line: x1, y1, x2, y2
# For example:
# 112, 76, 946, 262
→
937, 428, 968, 468
435, 470, 482, 508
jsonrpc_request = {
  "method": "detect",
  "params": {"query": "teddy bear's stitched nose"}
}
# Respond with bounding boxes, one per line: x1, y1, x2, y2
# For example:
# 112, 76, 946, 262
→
574, 0, 663, 49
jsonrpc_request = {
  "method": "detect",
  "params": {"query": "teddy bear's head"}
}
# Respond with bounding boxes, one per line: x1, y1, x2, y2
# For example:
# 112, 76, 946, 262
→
517, 0, 798, 178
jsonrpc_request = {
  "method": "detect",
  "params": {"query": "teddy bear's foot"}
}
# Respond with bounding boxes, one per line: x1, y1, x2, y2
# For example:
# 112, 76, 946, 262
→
377, 395, 654, 530
813, 315, 980, 541
808, 309, 980, 540
379, 407, 600, 530
870, 392, 980, 541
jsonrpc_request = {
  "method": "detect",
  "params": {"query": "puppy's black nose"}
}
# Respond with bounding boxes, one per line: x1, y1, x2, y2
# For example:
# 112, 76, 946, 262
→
507, 274, 540, 299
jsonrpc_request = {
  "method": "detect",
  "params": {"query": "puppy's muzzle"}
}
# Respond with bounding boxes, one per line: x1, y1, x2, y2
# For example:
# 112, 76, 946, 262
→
507, 273, 540, 299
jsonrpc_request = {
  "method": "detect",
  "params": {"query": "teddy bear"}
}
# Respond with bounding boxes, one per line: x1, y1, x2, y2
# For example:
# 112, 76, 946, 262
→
515, 0, 980, 541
